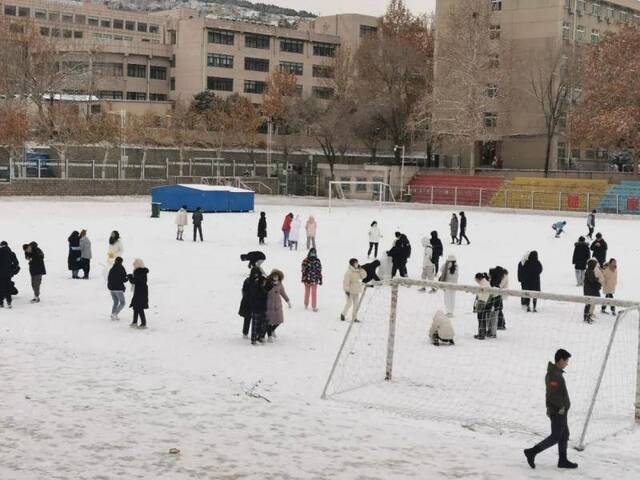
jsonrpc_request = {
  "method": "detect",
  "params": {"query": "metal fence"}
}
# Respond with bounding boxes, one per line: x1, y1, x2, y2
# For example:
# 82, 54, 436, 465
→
406, 185, 640, 215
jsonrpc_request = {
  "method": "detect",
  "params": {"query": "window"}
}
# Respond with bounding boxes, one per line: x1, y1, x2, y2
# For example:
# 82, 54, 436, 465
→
576, 0, 585, 13
51, 28, 60, 37
150, 66, 167, 80
573, 87, 582, 103
562, 22, 571, 40
95, 62, 123, 77
295, 85, 303, 96
113, 19, 123, 29
576, 25, 585, 41
591, 29, 600, 43
489, 25, 501, 39
606, 7, 614, 19
18, 6, 29, 17
39, 27, 50, 36
4, 5, 16, 16
488, 54, 500, 68
9, 23, 24, 33
245, 33, 270, 49
372, 177, 384, 194
208, 28, 234, 45
571, 149, 581, 160
491, 0, 502, 11
35, 9, 46, 19
101, 19, 111, 28
74, 31, 83, 39
592, 3, 601, 16
356, 178, 367, 192
483, 112, 498, 128
244, 57, 269, 72
312, 65, 334, 78
63, 30, 72, 38
62, 13, 73, 23
340, 177, 351, 192
48, 12, 59, 21
127, 64, 146, 78
149, 24, 159, 34
170, 77, 175, 90
585, 149, 596, 160
208, 53, 234, 68
486, 83, 498, 98
280, 38, 303, 53
137, 22, 147, 33
312, 86, 334, 99
88, 16, 98, 26
75, 14, 85, 25
125, 21, 135, 31
126, 92, 147, 101
557, 142, 566, 161
280, 61, 303, 76
99, 90, 123, 100
169, 54, 175, 68
244, 80, 266, 94
149, 93, 167, 101
207, 76, 233, 91
313, 42, 336, 57
360, 25, 377, 37
92, 32, 112, 40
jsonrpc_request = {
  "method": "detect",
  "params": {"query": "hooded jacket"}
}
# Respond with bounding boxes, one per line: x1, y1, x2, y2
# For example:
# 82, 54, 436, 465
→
128, 267, 149, 309
572, 240, 591, 270
343, 265, 366, 295
305, 216, 317, 237
257, 213, 267, 238
175, 208, 188, 226
584, 262, 602, 297
429, 310, 455, 340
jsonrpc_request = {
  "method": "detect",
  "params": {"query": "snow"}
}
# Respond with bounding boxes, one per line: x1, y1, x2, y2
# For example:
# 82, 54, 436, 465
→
177, 184, 252, 193
1, 195, 640, 479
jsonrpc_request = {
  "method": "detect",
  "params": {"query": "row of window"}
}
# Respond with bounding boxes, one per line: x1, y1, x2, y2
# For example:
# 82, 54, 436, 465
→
38, 25, 159, 43
557, 143, 609, 161
566, 0, 640, 24
2, 4, 160, 33
205, 54, 334, 78
206, 76, 333, 98
98, 91, 168, 101
59, 61, 167, 80
207, 29, 337, 57
563, 22, 601, 43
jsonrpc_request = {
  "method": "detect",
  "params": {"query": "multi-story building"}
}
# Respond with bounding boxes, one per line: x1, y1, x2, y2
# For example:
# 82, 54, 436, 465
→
433, 0, 640, 171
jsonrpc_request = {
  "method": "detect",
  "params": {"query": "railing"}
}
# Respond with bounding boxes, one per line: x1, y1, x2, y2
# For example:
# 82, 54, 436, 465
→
406, 185, 640, 215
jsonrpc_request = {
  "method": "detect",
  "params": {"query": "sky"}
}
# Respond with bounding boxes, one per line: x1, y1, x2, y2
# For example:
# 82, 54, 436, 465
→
271, 0, 436, 17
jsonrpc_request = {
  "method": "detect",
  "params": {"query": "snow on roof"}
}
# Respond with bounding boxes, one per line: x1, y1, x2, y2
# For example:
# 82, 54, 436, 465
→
177, 184, 252, 193
43, 93, 100, 102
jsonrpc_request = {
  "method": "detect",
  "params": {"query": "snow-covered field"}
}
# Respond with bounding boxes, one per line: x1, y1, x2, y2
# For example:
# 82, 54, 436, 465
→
1, 195, 640, 480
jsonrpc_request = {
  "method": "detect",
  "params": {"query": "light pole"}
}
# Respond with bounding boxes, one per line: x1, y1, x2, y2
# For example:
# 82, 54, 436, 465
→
394, 144, 405, 200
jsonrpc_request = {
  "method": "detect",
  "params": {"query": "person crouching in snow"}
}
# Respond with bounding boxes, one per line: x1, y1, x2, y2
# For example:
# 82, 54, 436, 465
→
288, 215, 301, 250
429, 310, 455, 346
175, 205, 188, 241
419, 236, 436, 292
265, 269, 291, 342
240, 251, 266, 273
257, 212, 267, 245
127, 258, 149, 329
341, 258, 366, 322
552, 221, 567, 238
361, 259, 381, 284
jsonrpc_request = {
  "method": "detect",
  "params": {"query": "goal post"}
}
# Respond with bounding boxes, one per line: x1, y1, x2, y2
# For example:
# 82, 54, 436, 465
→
328, 181, 394, 211
322, 277, 640, 449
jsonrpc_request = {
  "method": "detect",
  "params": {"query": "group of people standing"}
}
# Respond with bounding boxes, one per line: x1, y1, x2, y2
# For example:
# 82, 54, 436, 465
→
278, 213, 317, 251
174, 206, 204, 242
0, 241, 47, 307
67, 230, 92, 279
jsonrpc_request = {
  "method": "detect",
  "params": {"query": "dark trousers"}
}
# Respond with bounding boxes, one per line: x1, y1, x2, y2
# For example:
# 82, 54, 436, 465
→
258, 236, 265, 245
193, 224, 203, 241
532, 414, 569, 460
602, 293, 616, 314
251, 313, 266, 343
368, 242, 379, 257
523, 297, 538, 310
242, 316, 251, 336
458, 229, 469, 244
81, 258, 90, 278
0, 276, 12, 305
450, 235, 458, 244
494, 296, 505, 329
391, 260, 407, 278
132, 307, 147, 326
266, 324, 279, 337
587, 226, 594, 238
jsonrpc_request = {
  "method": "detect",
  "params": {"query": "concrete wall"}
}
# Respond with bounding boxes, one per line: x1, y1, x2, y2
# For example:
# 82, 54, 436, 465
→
0, 179, 166, 196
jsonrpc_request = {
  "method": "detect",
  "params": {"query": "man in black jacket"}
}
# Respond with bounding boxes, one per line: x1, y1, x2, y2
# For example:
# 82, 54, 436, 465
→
0, 241, 19, 309
590, 233, 607, 267
572, 236, 591, 286
583, 258, 602, 323
192, 207, 204, 242
524, 349, 578, 470
387, 232, 411, 278
458, 211, 470, 245
107, 256, 128, 320
23, 242, 46, 303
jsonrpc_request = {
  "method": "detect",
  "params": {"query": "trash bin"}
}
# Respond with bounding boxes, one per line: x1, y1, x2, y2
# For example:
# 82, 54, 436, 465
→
151, 202, 162, 218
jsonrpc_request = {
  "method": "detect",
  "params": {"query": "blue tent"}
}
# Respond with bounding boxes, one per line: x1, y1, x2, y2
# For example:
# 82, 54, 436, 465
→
151, 184, 254, 213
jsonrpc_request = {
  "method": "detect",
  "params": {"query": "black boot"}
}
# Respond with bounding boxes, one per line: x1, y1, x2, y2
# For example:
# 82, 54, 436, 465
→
558, 458, 578, 469
524, 448, 537, 469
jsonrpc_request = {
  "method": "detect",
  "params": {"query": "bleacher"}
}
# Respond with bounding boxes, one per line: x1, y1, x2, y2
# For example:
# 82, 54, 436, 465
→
407, 174, 505, 206
598, 181, 640, 214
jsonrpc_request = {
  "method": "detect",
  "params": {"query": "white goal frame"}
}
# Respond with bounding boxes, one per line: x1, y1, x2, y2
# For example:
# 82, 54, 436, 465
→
321, 277, 640, 451
328, 181, 395, 212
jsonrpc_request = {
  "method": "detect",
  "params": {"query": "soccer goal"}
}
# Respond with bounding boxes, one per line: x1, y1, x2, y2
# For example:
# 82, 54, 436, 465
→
321, 278, 640, 450
328, 181, 396, 211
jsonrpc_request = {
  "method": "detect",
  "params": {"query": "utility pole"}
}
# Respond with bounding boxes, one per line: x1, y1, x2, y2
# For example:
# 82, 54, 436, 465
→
394, 144, 406, 200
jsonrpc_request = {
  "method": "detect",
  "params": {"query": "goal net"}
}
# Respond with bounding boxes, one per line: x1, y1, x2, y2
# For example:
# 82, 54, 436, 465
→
322, 279, 640, 450
328, 181, 395, 211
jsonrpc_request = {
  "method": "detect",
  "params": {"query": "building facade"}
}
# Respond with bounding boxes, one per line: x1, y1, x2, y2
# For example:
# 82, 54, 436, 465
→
433, 0, 640, 171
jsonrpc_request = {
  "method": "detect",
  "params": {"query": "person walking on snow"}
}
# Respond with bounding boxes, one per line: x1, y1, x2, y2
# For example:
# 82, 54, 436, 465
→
521, 251, 543, 312
449, 213, 459, 244
517, 251, 530, 308
489, 265, 509, 330
107, 231, 124, 265
429, 310, 455, 346
282, 213, 293, 247
572, 236, 590, 286
587, 209, 596, 240
23, 242, 46, 303
305, 215, 317, 250
128, 258, 149, 329
340, 258, 367, 322
601, 259, 618, 315
192, 207, 204, 242
367, 221, 382, 258
288, 215, 301, 251
583, 258, 602, 324
458, 212, 470, 245
387, 232, 411, 278
590, 233, 608, 267
68, 231, 81, 279
265, 269, 291, 341
430, 231, 444, 274
524, 349, 578, 470
439, 255, 459, 317
0, 241, 20, 308
257, 211, 267, 245
246, 267, 268, 344
107, 256, 128, 320
301, 248, 322, 311
79, 229, 92, 279
552, 221, 567, 238
175, 205, 188, 241
419, 236, 436, 292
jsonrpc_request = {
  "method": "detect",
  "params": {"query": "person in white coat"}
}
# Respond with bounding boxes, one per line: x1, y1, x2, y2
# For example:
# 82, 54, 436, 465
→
341, 258, 367, 322
439, 254, 459, 317
107, 231, 124, 265
289, 215, 302, 251
305, 216, 317, 250
175, 205, 188, 241
419, 237, 436, 293
429, 310, 455, 346
367, 221, 382, 258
